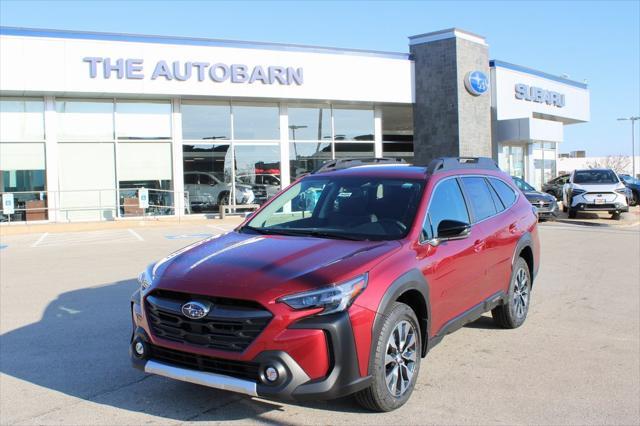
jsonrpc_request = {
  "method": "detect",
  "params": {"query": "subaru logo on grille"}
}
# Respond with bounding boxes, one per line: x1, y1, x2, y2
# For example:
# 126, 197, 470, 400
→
181, 301, 210, 319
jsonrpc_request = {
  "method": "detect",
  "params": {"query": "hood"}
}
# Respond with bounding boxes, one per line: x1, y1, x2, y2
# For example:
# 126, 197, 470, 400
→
572, 183, 625, 192
151, 231, 401, 301
523, 191, 555, 203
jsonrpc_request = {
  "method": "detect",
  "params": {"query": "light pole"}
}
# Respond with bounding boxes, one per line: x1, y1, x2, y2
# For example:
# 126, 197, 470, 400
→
617, 116, 639, 178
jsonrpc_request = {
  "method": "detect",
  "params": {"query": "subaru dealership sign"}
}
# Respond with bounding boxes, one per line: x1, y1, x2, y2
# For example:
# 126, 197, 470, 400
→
464, 70, 489, 96
83, 57, 304, 85
514, 83, 565, 108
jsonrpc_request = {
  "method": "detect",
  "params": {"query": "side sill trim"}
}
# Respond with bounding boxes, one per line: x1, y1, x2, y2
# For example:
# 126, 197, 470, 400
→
144, 360, 258, 397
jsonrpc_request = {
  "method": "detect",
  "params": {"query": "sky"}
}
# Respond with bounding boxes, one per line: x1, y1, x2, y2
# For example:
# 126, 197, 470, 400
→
1, 0, 639, 157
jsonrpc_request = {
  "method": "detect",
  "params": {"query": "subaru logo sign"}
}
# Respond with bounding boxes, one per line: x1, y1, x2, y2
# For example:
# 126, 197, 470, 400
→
181, 301, 210, 319
464, 71, 489, 96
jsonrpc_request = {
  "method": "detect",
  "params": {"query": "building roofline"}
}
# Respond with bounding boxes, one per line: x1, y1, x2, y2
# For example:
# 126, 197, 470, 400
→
409, 28, 487, 46
490, 59, 588, 89
0, 26, 411, 60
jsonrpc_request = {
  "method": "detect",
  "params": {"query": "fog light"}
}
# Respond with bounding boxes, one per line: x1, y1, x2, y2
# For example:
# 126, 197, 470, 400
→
134, 341, 145, 357
265, 366, 278, 382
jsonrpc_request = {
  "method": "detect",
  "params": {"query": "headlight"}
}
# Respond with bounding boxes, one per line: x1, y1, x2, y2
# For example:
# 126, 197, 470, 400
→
571, 188, 586, 195
137, 263, 155, 291
616, 188, 629, 195
278, 274, 368, 316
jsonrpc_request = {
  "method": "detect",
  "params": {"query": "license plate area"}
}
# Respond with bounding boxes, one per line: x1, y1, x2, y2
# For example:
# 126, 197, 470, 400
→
594, 197, 605, 205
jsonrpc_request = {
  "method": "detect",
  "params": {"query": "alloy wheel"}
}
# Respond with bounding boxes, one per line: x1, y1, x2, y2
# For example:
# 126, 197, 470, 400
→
513, 267, 530, 319
385, 320, 417, 397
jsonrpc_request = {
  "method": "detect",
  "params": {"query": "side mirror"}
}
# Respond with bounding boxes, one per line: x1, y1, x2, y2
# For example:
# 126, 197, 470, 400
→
425, 219, 471, 246
438, 220, 471, 239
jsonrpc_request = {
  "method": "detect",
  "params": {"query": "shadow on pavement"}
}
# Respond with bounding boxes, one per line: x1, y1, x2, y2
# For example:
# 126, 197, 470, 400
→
0, 280, 366, 422
463, 315, 502, 330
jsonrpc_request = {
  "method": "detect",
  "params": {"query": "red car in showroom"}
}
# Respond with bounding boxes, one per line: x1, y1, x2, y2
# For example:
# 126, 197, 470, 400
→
130, 157, 539, 412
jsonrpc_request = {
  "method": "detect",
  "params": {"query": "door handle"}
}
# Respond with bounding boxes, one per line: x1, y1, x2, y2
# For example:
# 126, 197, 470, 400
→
508, 223, 518, 234
473, 239, 485, 252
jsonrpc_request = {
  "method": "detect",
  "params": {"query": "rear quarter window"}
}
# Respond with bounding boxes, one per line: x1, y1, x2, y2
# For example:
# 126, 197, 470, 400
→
489, 178, 517, 208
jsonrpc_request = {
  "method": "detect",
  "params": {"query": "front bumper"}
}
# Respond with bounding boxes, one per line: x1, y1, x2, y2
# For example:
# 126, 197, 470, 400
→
571, 202, 629, 212
569, 192, 628, 212
532, 201, 558, 218
130, 302, 371, 401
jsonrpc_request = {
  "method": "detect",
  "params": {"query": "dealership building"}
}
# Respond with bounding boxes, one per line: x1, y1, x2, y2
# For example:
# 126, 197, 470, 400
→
0, 27, 590, 222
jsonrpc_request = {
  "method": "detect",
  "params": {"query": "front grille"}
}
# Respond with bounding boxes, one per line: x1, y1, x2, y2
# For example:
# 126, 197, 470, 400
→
583, 203, 616, 209
148, 343, 259, 381
145, 290, 272, 352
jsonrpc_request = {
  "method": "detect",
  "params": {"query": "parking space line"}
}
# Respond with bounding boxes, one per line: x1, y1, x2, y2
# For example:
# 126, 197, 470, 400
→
31, 232, 49, 248
165, 233, 213, 240
207, 224, 234, 233
128, 229, 144, 241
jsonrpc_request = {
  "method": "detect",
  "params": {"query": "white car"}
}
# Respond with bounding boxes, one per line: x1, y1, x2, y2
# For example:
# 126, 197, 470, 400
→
184, 172, 255, 211
562, 168, 629, 220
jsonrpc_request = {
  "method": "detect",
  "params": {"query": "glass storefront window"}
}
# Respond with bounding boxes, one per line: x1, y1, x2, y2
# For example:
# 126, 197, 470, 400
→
333, 108, 374, 141
232, 104, 279, 140
116, 101, 171, 139
0, 143, 47, 222
56, 99, 114, 140
335, 142, 375, 159
234, 145, 281, 205
290, 142, 332, 178
498, 144, 525, 179
183, 144, 232, 213
58, 142, 117, 221
383, 141, 414, 161
0, 98, 45, 141
530, 142, 558, 189
288, 106, 331, 141
182, 102, 231, 141
118, 142, 173, 217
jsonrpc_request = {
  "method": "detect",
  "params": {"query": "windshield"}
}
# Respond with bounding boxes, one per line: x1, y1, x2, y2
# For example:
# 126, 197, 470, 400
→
244, 176, 425, 241
512, 176, 535, 192
573, 170, 619, 184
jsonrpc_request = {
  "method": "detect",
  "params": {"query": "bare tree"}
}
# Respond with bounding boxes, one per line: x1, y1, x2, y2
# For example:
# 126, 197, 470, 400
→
587, 155, 632, 174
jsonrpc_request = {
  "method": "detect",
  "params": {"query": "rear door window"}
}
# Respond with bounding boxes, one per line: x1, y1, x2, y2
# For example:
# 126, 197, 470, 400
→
461, 177, 498, 222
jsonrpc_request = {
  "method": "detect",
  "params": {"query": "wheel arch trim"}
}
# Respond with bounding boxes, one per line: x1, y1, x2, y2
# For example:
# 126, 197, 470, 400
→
368, 268, 431, 376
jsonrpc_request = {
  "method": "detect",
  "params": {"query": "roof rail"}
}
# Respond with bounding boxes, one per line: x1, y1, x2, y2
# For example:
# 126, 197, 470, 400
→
312, 157, 406, 174
426, 157, 499, 175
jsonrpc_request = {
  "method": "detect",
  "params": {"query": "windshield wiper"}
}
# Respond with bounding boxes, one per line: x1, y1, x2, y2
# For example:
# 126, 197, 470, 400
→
305, 230, 366, 241
242, 226, 366, 241
241, 226, 307, 237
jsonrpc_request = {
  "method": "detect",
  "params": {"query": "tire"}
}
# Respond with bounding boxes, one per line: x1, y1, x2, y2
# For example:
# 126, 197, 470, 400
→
612, 212, 622, 220
492, 257, 532, 329
568, 208, 577, 219
355, 302, 421, 412
217, 192, 229, 207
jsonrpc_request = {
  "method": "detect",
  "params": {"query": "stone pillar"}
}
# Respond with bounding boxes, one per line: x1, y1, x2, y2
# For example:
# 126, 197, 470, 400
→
409, 28, 492, 164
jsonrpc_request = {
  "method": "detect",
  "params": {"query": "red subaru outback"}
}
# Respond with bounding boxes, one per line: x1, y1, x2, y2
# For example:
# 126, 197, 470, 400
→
130, 157, 539, 411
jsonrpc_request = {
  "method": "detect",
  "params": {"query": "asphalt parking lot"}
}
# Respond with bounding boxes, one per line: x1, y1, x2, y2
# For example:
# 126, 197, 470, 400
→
1, 217, 639, 425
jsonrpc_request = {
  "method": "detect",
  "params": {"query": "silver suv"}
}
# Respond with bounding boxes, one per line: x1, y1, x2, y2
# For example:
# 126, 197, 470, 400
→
562, 168, 629, 220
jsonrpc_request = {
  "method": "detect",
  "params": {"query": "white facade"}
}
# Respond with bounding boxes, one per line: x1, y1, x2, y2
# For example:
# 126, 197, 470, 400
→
0, 30, 413, 103
490, 60, 590, 189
